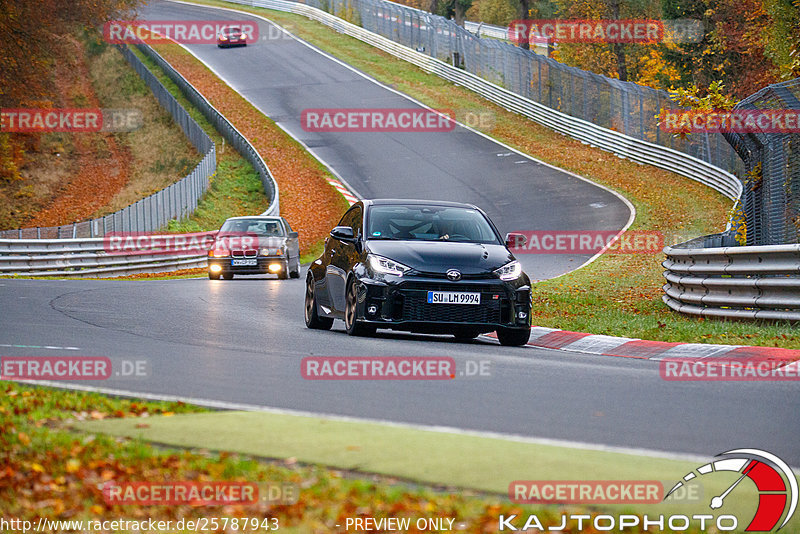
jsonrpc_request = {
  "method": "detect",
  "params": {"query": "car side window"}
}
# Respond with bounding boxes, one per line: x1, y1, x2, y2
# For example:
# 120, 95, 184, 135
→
283, 218, 293, 232
338, 207, 362, 236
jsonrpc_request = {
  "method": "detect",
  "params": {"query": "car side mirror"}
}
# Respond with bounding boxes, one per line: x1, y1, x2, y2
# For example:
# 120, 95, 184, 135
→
330, 226, 355, 241
505, 232, 527, 249
289, 231, 299, 238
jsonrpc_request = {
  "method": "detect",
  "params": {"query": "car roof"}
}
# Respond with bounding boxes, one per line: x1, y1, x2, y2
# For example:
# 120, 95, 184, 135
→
363, 199, 480, 210
223, 216, 283, 221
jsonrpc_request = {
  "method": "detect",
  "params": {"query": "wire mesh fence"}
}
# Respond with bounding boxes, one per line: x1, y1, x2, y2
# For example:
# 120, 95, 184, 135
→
723, 78, 800, 246
297, 0, 746, 178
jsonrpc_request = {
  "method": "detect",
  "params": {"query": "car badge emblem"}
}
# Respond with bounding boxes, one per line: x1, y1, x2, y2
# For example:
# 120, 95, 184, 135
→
446, 269, 461, 281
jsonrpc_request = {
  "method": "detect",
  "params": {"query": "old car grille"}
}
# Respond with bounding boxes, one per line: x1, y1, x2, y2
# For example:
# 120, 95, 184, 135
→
231, 249, 257, 258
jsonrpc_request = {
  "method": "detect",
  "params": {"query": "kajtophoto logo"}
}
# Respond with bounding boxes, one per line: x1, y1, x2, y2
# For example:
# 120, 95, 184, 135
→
665, 449, 797, 532
499, 449, 796, 531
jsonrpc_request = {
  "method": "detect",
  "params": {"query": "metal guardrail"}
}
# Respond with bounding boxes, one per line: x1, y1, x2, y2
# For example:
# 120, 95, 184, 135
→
223, 0, 742, 201
0, 238, 209, 278
662, 233, 800, 321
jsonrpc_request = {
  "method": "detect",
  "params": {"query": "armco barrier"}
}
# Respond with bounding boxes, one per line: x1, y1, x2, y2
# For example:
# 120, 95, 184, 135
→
0, 237, 208, 278
662, 233, 800, 321
219, 0, 742, 201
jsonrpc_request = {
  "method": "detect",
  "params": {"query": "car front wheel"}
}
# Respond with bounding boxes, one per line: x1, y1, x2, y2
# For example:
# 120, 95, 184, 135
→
345, 279, 375, 337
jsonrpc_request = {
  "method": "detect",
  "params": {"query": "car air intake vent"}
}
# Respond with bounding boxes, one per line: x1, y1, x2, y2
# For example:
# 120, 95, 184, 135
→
402, 296, 501, 323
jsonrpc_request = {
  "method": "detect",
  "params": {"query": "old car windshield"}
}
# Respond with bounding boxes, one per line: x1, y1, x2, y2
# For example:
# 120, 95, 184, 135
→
224, 27, 242, 35
220, 219, 284, 236
367, 205, 499, 243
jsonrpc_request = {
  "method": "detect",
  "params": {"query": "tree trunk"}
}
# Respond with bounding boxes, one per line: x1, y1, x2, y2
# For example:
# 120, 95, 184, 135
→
454, 0, 466, 26
609, 0, 627, 81
518, 0, 530, 50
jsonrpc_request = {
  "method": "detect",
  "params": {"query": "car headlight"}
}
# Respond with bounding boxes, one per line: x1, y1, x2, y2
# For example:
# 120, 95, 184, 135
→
209, 248, 230, 257
259, 247, 284, 256
494, 260, 522, 281
368, 254, 411, 276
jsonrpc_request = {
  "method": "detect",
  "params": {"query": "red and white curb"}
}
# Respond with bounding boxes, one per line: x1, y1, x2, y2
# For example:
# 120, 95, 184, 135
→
327, 178, 358, 205
486, 327, 800, 365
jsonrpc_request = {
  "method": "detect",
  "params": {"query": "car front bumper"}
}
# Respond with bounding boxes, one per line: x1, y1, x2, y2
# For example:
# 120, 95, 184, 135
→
354, 275, 531, 333
208, 256, 287, 275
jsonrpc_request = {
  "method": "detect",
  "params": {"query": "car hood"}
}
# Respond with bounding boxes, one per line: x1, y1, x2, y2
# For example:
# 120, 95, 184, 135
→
214, 234, 286, 249
365, 240, 514, 275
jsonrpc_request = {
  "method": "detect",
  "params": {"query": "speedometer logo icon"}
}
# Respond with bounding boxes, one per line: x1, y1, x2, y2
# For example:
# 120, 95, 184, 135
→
666, 449, 797, 531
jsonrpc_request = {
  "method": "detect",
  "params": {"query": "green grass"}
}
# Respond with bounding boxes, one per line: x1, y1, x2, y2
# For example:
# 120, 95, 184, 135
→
129, 47, 271, 232
4, 381, 733, 532
73, 409, 777, 520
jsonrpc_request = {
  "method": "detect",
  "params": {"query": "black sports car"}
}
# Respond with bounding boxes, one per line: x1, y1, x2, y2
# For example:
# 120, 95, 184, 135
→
304, 199, 532, 346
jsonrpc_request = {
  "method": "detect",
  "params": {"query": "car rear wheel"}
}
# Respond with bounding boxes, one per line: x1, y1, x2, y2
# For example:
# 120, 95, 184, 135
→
497, 327, 531, 347
222, 272, 234, 280
290, 257, 301, 279
305, 275, 333, 330
345, 280, 375, 337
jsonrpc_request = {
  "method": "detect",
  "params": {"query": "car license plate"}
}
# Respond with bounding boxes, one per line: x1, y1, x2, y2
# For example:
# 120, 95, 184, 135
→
427, 291, 480, 305
231, 259, 257, 266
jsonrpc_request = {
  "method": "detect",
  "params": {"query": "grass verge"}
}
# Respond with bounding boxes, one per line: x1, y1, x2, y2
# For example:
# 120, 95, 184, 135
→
145, 40, 350, 254
182, 0, 798, 347
1, 381, 736, 532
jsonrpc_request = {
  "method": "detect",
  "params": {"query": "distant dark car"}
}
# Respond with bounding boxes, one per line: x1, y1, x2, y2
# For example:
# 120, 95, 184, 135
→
208, 216, 300, 280
217, 26, 247, 47
304, 199, 532, 346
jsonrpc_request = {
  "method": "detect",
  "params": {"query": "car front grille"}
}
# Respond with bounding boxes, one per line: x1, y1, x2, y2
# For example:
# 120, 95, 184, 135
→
231, 249, 257, 258
401, 295, 502, 323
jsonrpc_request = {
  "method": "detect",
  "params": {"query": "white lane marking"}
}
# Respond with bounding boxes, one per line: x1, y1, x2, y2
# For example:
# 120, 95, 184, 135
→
164, 0, 637, 278
0, 344, 81, 351
16, 379, 715, 464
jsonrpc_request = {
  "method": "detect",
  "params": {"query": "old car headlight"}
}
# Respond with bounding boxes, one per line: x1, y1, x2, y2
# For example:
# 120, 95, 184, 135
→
368, 254, 411, 276
494, 260, 522, 281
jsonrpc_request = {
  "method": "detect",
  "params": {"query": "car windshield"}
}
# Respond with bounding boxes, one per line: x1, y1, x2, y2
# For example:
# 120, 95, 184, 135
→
367, 205, 499, 243
224, 27, 242, 35
219, 219, 284, 236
